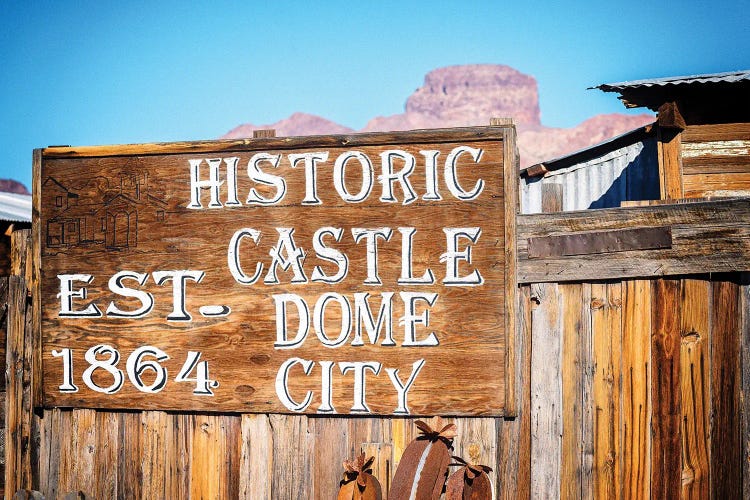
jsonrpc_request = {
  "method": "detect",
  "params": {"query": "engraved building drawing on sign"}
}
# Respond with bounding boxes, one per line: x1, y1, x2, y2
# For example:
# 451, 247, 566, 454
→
43, 171, 167, 251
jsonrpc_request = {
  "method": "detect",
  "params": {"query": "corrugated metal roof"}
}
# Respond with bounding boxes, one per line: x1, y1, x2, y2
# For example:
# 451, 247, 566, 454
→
594, 70, 750, 92
0, 191, 32, 222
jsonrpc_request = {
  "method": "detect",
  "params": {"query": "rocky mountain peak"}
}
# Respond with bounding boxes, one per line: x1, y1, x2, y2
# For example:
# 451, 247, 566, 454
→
405, 64, 541, 127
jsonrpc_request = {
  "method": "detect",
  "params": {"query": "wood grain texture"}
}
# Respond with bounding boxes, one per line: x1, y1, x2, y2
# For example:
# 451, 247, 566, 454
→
650, 279, 682, 498
39, 131, 510, 416
529, 282, 561, 498
740, 274, 750, 500
681, 123, 750, 143
518, 198, 750, 283
657, 126, 684, 199
622, 280, 651, 500
591, 282, 622, 500
239, 414, 272, 499
560, 283, 592, 499
710, 279, 741, 499
503, 125, 520, 416
678, 279, 710, 499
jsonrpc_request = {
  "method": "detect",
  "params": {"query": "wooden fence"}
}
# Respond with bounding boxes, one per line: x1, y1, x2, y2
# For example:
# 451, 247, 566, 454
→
6, 201, 750, 498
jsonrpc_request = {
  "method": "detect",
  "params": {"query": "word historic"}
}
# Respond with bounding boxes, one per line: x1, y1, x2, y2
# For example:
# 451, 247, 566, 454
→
39, 128, 512, 416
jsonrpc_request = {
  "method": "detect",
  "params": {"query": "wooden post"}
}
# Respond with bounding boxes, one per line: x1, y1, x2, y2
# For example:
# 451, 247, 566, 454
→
656, 103, 686, 200
5, 228, 34, 495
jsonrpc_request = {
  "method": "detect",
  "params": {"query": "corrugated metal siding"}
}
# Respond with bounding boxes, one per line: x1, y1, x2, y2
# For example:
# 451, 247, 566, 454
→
520, 137, 659, 214
0, 192, 31, 222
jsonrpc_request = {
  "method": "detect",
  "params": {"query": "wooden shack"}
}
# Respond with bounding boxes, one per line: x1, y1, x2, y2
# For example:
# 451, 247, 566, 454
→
4, 71, 750, 499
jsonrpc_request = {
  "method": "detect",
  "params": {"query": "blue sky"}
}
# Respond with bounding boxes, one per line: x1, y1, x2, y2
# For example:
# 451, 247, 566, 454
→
2, 0, 748, 190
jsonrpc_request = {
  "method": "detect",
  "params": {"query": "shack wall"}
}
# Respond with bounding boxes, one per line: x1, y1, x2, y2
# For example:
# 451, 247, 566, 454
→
681, 123, 750, 198
520, 137, 660, 214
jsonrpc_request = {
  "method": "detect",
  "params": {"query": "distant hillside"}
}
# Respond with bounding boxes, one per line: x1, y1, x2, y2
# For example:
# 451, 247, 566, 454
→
222, 64, 653, 167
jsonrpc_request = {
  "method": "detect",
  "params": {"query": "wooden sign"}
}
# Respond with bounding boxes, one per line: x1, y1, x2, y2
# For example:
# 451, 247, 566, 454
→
35, 127, 517, 416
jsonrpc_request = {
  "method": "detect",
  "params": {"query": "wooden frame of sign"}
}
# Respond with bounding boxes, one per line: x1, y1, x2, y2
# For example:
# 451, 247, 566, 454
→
34, 126, 518, 416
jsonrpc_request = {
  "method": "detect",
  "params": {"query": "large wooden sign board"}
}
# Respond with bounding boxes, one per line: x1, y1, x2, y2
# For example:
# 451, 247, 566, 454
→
35, 127, 517, 416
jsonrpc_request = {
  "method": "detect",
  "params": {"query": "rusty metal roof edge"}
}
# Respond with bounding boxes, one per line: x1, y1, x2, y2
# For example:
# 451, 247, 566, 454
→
591, 69, 750, 92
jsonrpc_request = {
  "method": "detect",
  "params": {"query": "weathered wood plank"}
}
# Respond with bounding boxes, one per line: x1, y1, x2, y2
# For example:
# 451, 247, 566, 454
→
452, 417, 498, 492
239, 414, 272, 500
56, 410, 74, 496
117, 411, 142, 500
530, 282, 562, 498
591, 282, 622, 500
678, 279, 710, 499
141, 411, 168, 498
682, 123, 750, 143
504, 125, 520, 416
682, 153, 750, 175
528, 226, 671, 258
622, 280, 651, 499
164, 413, 191, 499
71, 409, 97, 497
683, 172, 750, 197
517, 198, 750, 283
38, 408, 62, 499
269, 414, 312, 499
95, 411, 119, 499
560, 283, 586, 499
42, 126, 513, 158
362, 441, 393, 498
498, 284, 532, 499
657, 127, 684, 199
650, 279, 682, 498
5, 272, 28, 495
740, 273, 750, 500
710, 279, 742, 499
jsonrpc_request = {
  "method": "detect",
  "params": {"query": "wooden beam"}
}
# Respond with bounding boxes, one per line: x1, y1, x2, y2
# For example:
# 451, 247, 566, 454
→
657, 125, 684, 200
517, 198, 750, 283
657, 102, 686, 130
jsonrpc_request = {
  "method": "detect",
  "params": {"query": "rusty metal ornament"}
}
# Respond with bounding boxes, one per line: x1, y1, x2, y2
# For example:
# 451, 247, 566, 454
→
389, 420, 457, 500
445, 455, 493, 500
337, 451, 383, 500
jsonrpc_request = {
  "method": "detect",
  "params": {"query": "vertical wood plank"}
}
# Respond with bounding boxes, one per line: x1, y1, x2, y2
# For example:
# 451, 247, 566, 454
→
678, 279, 710, 499
560, 283, 588, 499
38, 409, 62, 499
530, 282, 562, 498
56, 409, 74, 496
498, 284, 532, 499
190, 413, 225, 499
657, 126, 684, 200
362, 442, 393, 498
141, 411, 168, 498
71, 408, 97, 497
503, 125, 520, 416
622, 279, 651, 499
5, 269, 29, 495
95, 411, 119, 500
311, 418, 349, 498
220, 415, 242, 500
650, 279, 682, 498
239, 414, 272, 500
580, 284, 595, 500
117, 412, 142, 500
164, 413, 191, 499
453, 417, 498, 490
591, 282, 622, 500
269, 414, 312, 499
740, 273, 750, 500
710, 279, 741, 499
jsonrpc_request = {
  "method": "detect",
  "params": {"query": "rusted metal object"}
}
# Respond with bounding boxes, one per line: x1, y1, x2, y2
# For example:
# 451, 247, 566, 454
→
389, 420, 457, 500
445, 456, 493, 499
527, 226, 672, 258
337, 452, 383, 500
